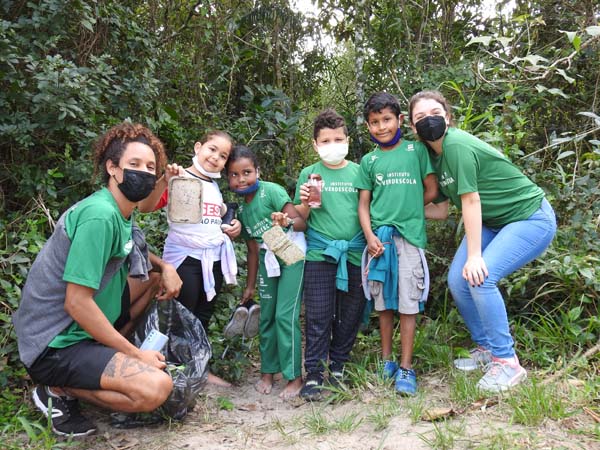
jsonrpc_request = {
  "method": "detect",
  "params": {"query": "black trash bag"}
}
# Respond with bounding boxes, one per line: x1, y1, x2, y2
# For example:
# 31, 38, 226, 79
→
134, 299, 211, 420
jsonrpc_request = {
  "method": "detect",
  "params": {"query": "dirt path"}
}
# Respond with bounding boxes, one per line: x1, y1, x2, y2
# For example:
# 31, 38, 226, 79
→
83, 369, 597, 450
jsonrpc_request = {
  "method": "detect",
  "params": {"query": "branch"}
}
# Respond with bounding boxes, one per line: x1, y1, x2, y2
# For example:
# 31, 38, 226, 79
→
542, 340, 600, 385
34, 194, 56, 231
518, 125, 600, 160
388, 69, 408, 104
479, 34, 600, 83
230, 33, 271, 55
159, 1, 204, 45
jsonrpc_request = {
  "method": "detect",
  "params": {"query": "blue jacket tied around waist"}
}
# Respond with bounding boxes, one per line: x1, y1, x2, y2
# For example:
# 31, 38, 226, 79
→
366, 225, 398, 310
306, 228, 366, 292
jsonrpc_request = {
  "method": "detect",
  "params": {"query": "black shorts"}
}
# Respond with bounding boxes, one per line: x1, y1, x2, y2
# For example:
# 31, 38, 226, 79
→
26, 340, 117, 390
26, 284, 131, 390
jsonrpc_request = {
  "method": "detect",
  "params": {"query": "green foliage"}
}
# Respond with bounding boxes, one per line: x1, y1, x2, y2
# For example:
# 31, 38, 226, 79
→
0, 389, 72, 449
216, 396, 234, 411
366, 397, 400, 431
1, 0, 599, 444
230, 84, 304, 192
506, 381, 569, 426
206, 286, 255, 383
418, 419, 465, 450
301, 406, 362, 435
449, 371, 481, 407
0, 211, 49, 387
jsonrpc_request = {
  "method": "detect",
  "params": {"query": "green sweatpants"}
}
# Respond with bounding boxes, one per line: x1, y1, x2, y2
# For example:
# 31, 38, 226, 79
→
257, 250, 304, 381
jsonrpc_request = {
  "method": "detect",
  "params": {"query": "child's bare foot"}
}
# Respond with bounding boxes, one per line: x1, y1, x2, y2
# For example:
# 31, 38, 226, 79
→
279, 377, 302, 399
255, 373, 273, 394
207, 372, 232, 387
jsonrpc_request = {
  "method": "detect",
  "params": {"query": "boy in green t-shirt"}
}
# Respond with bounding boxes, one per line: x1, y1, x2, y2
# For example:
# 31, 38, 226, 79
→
356, 92, 438, 396
294, 109, 366, 401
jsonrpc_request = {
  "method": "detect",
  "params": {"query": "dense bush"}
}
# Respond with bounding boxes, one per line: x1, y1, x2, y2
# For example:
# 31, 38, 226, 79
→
1, 0, 598, 427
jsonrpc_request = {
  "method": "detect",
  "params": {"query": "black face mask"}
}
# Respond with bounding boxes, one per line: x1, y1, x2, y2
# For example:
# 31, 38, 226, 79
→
415, 115, 447, 142
115, 168, 156, 202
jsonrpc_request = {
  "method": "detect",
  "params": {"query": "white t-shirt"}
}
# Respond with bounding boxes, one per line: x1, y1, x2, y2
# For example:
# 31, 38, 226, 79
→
163, 172, 225, 267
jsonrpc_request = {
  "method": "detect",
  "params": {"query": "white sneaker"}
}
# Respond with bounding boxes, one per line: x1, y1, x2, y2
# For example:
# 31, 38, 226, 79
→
223, 307, 248, 339
476, 355, 527, 393
243, 303, 260, 338
454, 347, 492, 371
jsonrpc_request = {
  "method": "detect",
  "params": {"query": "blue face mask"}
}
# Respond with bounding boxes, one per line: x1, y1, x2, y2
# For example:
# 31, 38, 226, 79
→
232, 180, 260, 196
370, 128, 403, 147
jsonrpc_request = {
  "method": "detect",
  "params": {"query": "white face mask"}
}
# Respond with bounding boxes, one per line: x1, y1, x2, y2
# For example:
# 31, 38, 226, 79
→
192, 155, 221, 178
317, 143, 348, 166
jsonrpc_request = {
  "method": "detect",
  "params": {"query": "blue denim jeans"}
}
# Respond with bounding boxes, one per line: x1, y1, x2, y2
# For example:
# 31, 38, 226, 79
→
448, 198, 557, 358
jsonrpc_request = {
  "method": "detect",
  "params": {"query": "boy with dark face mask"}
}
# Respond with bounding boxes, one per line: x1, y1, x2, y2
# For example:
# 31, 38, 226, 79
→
356, 92, 438, 396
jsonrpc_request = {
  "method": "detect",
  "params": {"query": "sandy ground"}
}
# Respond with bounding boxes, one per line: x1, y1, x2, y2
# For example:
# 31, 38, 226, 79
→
80, 369, 599, 450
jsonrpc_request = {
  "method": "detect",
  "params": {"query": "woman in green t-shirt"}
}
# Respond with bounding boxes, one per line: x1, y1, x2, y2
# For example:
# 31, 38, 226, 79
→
14, 122, 183, 436
408, 90, 557, 393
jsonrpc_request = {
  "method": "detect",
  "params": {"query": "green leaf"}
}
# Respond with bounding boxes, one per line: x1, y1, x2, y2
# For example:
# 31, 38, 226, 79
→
573, 35, 581, 51
523, 54, 548, 66
547, 88, 568, 98
578, 111, 600, 125
17, 416, 44, 441
163, 105, 179, 121
466, 36, 493, 47
557, 150, 575, 160
559, 30, 577, 43
567, 306, 582, 321
579, 267, 594, 280
556, 69, 575, 84
497, 37, 513, 48
585, 26, 600, 37
81, 19, 94, 32
216, 396, 234, 411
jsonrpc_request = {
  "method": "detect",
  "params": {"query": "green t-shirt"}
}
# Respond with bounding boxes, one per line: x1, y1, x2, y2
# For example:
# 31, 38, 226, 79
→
294, 161, 363, 266
49, 188, 133, 348
435, 127, 544, 227
355, 140, 434, 249
239, 181, 291, 243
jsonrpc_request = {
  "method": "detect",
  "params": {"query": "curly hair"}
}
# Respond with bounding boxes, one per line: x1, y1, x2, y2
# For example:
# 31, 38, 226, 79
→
407, 90, 454, 126
93, 122, 166, 183
313, 108, 348, 140
363, 92, 401, 122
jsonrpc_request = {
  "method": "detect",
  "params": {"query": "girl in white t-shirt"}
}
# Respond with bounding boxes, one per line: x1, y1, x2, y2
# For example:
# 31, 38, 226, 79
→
139, 131, 241, 386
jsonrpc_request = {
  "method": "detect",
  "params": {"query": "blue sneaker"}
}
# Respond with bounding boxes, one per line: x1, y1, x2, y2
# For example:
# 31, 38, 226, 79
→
395, 367, 417, 396
381, 360, 398, 380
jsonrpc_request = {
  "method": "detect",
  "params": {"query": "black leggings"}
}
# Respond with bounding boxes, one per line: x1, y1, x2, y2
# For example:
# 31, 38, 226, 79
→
175, 256, 224, 330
